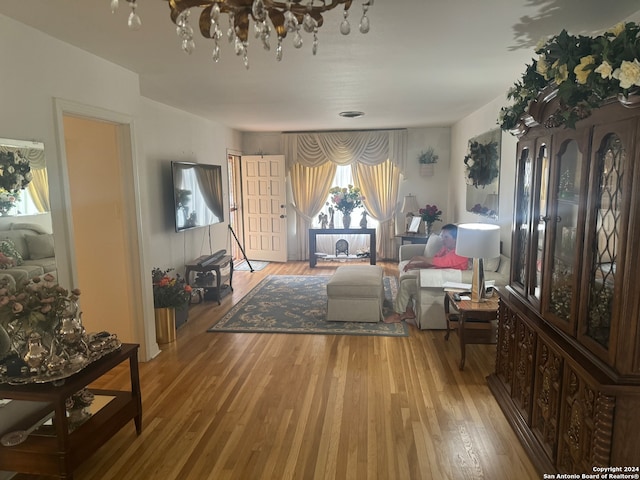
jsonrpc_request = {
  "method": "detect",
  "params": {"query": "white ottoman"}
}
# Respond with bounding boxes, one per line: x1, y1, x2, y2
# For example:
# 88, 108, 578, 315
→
326, 265, 384, 322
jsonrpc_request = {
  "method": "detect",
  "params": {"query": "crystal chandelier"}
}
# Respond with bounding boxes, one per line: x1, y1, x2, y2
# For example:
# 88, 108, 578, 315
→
111, 0, 374, 69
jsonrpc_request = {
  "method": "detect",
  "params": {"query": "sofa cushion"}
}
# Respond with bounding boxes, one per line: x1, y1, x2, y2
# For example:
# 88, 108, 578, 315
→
25, 233, 55, 260
483, 256, 501, 272
423, 234, 443, 257
0, 239, 24, 265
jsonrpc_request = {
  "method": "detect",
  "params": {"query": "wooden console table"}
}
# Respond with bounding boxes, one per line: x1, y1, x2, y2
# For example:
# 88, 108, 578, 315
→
444, 292, 499, 370
185, 255, 234, 304
309, 228, 376, 268
0, 343, 142, 479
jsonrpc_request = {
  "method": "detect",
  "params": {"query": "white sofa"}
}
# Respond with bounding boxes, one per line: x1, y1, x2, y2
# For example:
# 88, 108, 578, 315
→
0, 223, 57, 287
398, 234, 510, 329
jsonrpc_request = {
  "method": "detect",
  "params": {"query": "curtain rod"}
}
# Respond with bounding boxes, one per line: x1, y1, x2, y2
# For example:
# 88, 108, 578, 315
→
281, 128, 407, 134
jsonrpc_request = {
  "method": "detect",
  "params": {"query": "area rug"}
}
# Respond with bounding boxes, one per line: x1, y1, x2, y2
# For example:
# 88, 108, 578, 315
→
234, 260, 269, 271
208, 275, 408, 336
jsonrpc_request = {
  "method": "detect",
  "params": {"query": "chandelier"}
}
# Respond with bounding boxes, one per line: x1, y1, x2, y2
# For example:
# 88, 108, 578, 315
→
111, 0, 374, 68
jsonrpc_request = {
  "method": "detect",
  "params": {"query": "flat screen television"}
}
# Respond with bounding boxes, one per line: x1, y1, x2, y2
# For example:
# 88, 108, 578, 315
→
171, 161, 224, 232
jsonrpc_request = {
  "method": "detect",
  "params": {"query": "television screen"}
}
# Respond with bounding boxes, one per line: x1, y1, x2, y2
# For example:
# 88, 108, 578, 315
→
171, 161, 224, 232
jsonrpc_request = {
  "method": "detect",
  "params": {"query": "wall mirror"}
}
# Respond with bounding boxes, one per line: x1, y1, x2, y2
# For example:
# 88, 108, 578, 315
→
0, 137, 53, 234
464, 129, 501, 219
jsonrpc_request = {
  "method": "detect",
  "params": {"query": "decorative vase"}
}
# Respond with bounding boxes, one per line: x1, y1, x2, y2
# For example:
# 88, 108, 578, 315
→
425, 222, 433, 236
154, 307, 176, 345
342, 213, 351, 229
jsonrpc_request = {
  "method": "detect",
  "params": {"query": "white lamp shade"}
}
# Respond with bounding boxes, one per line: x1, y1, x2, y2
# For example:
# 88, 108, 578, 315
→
401, 194, 420, 214
455, 223, 501, 259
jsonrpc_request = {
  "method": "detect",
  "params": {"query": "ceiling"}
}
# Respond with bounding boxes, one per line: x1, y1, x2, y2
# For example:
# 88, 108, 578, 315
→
1, 1, 639, 132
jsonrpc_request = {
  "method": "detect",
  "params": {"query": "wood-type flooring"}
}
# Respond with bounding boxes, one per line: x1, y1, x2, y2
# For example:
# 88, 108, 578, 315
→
13, 260, 537, 480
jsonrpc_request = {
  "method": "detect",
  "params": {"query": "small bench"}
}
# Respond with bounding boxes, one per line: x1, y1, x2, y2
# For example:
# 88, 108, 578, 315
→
326, 265, 384, 322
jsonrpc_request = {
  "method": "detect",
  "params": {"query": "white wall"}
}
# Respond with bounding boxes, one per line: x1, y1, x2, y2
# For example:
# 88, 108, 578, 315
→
450, 96, 518, 255
0, 14, 242, 361
140, 98, 241, 272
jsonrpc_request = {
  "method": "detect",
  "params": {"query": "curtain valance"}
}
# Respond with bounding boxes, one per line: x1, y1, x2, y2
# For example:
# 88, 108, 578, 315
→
282, 129, 407, 172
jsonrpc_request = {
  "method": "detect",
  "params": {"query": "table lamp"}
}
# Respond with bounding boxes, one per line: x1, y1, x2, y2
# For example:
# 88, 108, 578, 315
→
401, 194, 420, 232
455, 223, 501, 302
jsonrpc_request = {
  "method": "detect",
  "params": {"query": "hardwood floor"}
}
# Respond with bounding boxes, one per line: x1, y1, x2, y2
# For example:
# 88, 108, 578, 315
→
15, 261, 538, 479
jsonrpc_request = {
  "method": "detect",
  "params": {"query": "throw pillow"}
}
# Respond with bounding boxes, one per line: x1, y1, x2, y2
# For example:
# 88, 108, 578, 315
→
0, 239, 23, 266
25, 234, 55, 260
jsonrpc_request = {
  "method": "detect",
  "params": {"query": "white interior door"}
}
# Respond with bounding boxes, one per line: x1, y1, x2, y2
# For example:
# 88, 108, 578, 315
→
240, 155, 287, 262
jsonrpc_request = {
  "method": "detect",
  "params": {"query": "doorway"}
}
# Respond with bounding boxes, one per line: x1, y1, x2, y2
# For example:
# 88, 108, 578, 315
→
54, 99, 151, 359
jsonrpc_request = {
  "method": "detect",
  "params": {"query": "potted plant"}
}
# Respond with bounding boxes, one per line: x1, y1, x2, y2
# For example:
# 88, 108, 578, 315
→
151, 268, 192, 344
418, 147, 438, 176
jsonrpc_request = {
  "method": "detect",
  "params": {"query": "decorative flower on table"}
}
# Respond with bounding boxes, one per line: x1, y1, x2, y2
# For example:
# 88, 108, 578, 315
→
419, 204, 442, 233
152, 268, 192, 308
499, 21, 640, 131
329, 185, 364, 215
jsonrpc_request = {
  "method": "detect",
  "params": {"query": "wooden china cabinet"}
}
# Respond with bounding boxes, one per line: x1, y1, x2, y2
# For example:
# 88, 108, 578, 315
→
488, 95, 640, 474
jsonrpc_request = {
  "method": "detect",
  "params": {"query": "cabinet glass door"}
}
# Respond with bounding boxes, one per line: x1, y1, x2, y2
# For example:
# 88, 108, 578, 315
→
580, 132, 625, 355
531, 141, 550, 305
512, 144, 534, 296
544, 136, 585, 335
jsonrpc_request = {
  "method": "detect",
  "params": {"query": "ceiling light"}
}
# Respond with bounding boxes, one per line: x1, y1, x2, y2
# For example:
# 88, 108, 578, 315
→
111, 0, 374, 69
339, 111, 365, 118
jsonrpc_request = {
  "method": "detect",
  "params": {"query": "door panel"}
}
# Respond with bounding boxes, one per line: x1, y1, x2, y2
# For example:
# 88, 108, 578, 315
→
241, 155, 287, 262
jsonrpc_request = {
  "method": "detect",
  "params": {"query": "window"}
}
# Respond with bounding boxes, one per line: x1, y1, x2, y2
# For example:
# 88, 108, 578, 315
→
315, 165, 377, 256
325, 165, 378, 229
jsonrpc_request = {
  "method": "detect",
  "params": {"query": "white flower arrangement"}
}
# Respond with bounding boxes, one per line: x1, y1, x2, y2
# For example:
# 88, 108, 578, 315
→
499, 22, 640, 131
0, 151, 32, 192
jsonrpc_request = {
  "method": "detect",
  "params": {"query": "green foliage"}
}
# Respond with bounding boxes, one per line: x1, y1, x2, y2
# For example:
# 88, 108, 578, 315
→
464, 141, 500, 188
499, 22, 640, 131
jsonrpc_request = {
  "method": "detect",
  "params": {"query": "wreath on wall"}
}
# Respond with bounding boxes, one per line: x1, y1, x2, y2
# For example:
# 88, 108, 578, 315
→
464, 140, 500, 188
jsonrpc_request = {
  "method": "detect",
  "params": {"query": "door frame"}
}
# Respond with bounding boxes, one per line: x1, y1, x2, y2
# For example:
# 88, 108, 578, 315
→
53, 99, 157, 361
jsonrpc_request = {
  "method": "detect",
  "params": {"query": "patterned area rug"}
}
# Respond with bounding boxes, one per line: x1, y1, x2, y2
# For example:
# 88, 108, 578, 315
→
208, 274, 408, 336
234, 260, 270, 271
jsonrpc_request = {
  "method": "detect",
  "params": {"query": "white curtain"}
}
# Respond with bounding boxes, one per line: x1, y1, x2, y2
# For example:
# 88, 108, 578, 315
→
282, 130, 407, 171
283, 130, 407, 260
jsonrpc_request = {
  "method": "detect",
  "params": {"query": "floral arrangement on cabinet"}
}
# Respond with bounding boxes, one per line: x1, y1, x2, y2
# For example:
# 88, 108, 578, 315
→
152, 268, 192, 308
499, 21, 640, 131
419, 204, 442, 234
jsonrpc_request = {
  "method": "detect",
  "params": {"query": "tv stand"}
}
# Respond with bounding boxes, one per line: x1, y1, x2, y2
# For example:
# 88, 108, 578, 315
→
185, 254, 233, 304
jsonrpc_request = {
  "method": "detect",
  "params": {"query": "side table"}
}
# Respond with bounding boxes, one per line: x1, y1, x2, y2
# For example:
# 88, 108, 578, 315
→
0, 343, 142, 479
395, 233, 429, 245
185, 255, 234, 304
444, 292, 499, 370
